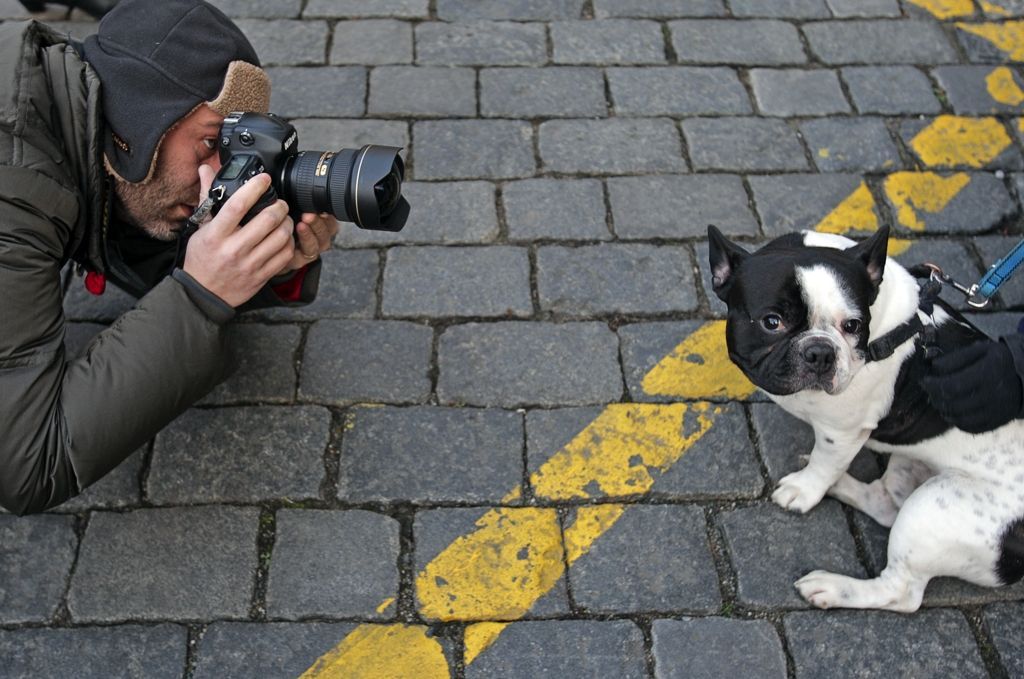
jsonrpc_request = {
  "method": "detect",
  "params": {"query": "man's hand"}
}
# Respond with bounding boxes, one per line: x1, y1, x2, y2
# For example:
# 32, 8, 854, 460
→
921, 339, 1024, 434
182, 166, 295, 308
282, 211, 339, 273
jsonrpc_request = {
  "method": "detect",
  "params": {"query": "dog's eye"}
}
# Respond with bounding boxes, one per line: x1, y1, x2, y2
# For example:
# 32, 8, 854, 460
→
842, 319, 862, 334
761, 313, 784, 332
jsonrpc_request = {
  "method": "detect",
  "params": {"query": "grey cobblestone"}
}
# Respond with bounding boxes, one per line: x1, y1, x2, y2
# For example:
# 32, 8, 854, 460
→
383, 245, 532, 318
369, 66, 476, 118
593, 0, 725, 18
299, 320, 433, 405
415, 21, 547, 66
750, 68, 850, 116
985, 603, 1024, 677
569, 505, 721, 613
330, 20, 413, 65
192, 622, 361, 679
414, 120, 535, 179
266, 509, 400, 619
502, 178, 610, 241
51, 447, 144, 511
550, 20, 666, 65
436, 0, 584, 20
0, 515, 76, 623
801, 118, 903, 173
883, 173, 1017, 235
266, 67, 366, 118
336, 181, 499, 246
730, 0, 829, 17
536, 243, 697, 316
237, 20, 328, 65
608, 174, 759, 240
982, 0, 1024, 16
933, 65, 1024, 115
68, 507, 259, 622
199, 324, 301, 404
340, 406, 523, 503
437, 322, 622, 407
0, 625, 186, 679
749, 174, 866, 237
481, 67, 607, 118
149, 406, 330, 504
607, 67, 752, 117
465, 620, 646, 678
683, 117, 809, 172
803, 20, 959, 65
303, 0, 427, 18
894, 240, 983, 311
250, 250, 379, 321
292, 117, 409, 151
540, 118, 686, 175
825, 0, 901, 16
956, 23, 1023, 63
652, 618, 787, 679
841, 65, 943, 114
784, 610, 987, 678
668, 20, 807, 65
719, 501, 865, 609
210, 0, 301, 19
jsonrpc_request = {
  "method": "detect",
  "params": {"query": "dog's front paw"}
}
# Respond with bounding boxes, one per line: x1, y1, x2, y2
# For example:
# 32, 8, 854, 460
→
795, 570, 850, 609
772, 469, 828, 513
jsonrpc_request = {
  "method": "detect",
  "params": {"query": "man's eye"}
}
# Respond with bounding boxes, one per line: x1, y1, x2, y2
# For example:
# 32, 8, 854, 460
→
842, 319, 862, 334
761, 313, 784, 332
202, 138, 217, 151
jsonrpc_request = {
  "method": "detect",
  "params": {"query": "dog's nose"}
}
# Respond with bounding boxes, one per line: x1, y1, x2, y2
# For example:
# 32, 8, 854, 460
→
802, 343, 836, 375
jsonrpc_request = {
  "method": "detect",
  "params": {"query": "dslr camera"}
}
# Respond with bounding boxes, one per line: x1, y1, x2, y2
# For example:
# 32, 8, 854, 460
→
209, 112, 409, 232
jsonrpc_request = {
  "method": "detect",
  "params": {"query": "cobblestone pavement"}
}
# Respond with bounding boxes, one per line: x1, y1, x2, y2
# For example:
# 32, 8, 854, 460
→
3, 0, 1024, 677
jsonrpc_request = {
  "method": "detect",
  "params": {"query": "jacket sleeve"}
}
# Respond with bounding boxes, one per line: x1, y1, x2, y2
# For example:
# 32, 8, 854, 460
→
1002, 332, 1024, 420
0, 196, 234, 515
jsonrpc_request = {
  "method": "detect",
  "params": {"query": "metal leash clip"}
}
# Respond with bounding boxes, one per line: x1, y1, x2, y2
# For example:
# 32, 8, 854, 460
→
918, 262, 989, 308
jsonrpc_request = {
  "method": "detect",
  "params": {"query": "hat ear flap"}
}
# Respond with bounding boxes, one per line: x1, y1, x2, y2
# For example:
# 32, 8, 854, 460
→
707, 224, 749, 303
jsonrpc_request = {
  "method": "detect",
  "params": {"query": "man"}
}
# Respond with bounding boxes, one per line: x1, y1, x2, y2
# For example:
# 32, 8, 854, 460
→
0, 0, 338, 514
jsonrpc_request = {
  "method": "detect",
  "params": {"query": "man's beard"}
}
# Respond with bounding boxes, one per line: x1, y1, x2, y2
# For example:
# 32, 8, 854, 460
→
111, 167, 199, 242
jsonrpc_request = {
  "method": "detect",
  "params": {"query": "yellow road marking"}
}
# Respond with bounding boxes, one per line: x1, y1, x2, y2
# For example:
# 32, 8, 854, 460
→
957, 21, 1024, 60
883, 172, 972, 232
986, 66, 1024, 105
909, 116, 1011, 168
980, 1, 1012, 17
907, 0, 974, 18
302, 624, 450, 679
641, 322, 755, 400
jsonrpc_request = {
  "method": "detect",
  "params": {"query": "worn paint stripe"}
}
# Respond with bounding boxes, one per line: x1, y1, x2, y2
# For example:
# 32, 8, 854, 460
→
884, 172, 972, 232
986, 66, 1024, 105
641, 322, 755, 400
301, 624, 450, 679
909, 115, 1011, 168
907, 0, 975, 18
958, 21, 1024, 60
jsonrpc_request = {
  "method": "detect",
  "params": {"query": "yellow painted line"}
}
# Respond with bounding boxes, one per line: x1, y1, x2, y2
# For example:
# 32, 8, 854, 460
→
641, 322, 755, 400
909, 115, 1011, 168
302, 624, 450, 679
957, 21, 1024, 60
883, 172, 971, 232
907, 0, 974, 18
986, 66, 1024, 105
980, 1, 1012, 17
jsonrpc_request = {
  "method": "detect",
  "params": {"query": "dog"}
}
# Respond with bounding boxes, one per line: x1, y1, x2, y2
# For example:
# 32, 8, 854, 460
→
707, 224, 1024, 612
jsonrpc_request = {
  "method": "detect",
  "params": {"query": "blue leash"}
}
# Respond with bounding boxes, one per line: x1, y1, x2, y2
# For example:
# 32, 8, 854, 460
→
919, 238, 1024, 309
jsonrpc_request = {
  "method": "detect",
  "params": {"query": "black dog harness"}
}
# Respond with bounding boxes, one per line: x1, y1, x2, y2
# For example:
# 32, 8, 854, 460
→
865, 273, 942, 363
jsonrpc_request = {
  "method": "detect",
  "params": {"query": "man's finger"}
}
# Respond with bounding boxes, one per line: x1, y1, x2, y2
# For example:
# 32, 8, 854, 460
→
209, 173, 274, 236
295, 220, 321, 259
198, 164, 217, 204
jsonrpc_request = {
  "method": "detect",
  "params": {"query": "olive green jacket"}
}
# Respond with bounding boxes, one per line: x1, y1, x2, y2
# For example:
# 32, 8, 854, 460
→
0, 21, 314, 514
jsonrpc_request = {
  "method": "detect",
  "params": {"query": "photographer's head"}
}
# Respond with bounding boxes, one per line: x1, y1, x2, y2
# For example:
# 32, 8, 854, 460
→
81, 0, 270, 239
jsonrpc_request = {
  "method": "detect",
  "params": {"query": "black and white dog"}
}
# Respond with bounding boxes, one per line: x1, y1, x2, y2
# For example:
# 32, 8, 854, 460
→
708, 224, 1024, 612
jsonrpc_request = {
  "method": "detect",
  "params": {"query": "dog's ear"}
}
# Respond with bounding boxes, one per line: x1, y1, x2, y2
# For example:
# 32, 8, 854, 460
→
707, 224, 749, 302
846, 225, 889, 292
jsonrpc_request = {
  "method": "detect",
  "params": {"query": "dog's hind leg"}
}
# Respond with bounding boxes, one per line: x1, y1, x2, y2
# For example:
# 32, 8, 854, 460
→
826, 456, 934, 527
798, 473, 1002, 612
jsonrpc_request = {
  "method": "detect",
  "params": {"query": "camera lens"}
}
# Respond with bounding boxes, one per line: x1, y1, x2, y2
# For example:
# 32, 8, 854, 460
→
283, 145, 409, 232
